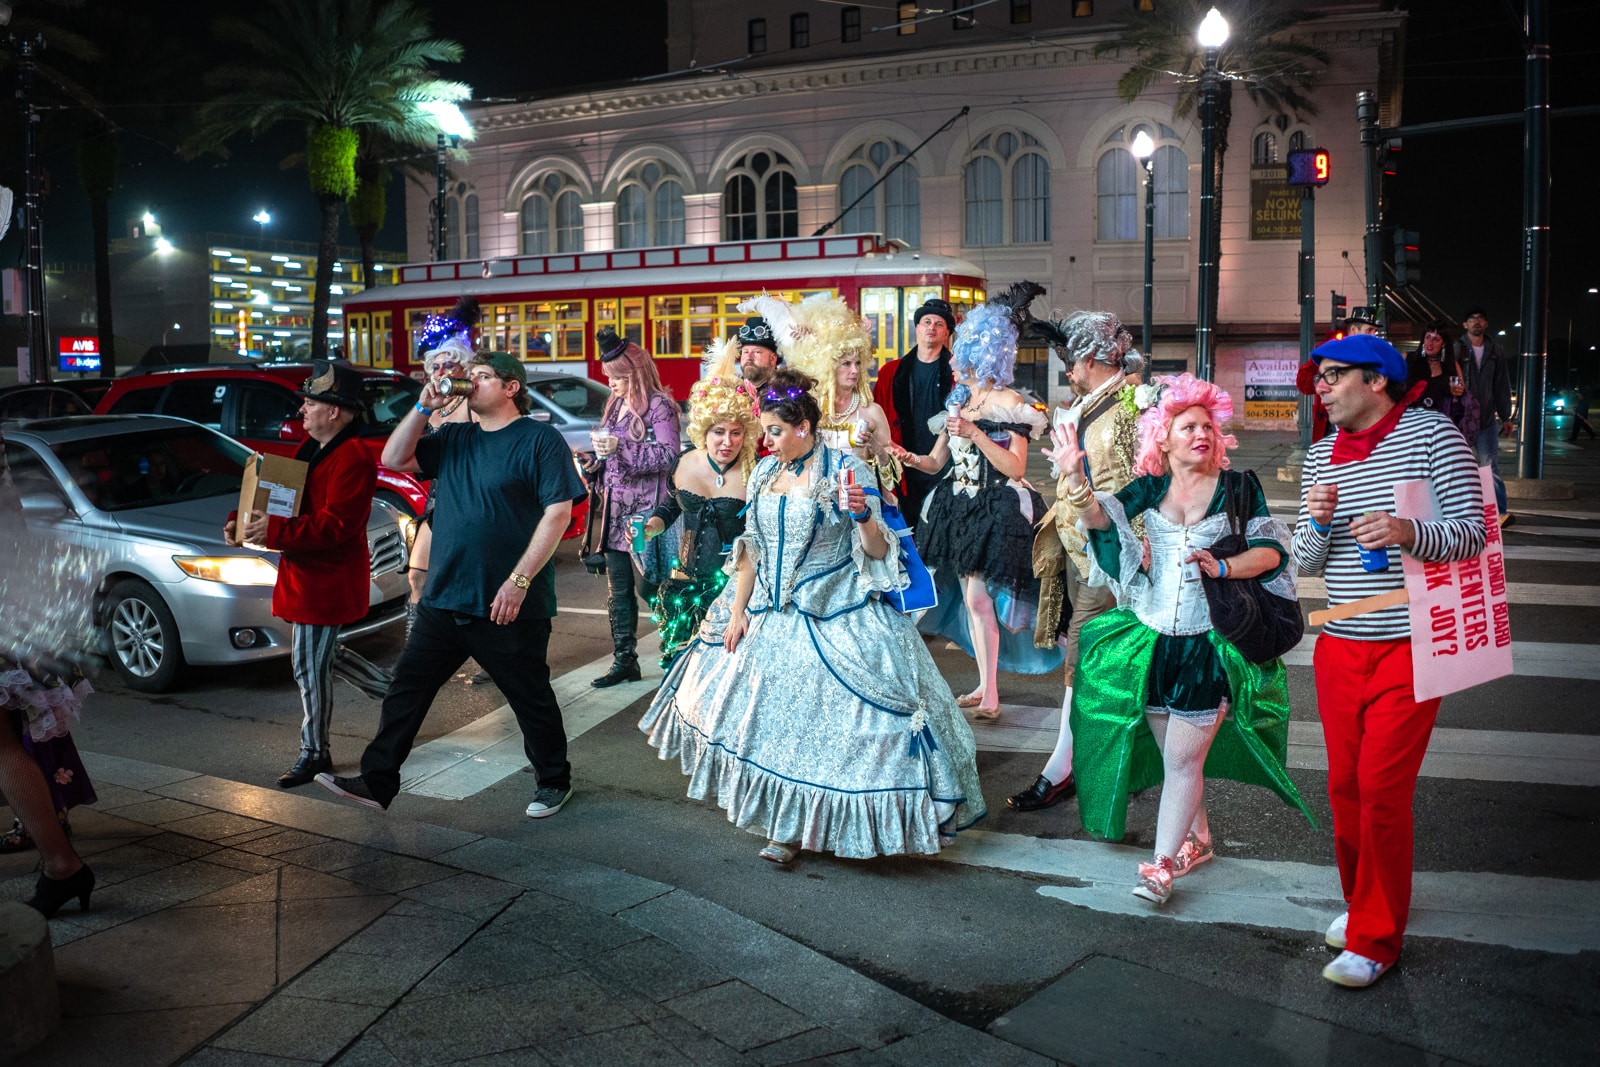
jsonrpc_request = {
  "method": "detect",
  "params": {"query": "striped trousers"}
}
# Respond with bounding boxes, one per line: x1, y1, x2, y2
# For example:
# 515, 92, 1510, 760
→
290, 624, 393, 758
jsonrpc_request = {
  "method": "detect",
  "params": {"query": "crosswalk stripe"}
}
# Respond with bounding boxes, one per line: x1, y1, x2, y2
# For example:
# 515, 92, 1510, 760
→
400, 633, 664, 800
968, 704, 1600, 787
1500, 524, 1600, 540
933, 831, 1600, 956
1296, 576, 1599, 607
1500, 545, 1600, 562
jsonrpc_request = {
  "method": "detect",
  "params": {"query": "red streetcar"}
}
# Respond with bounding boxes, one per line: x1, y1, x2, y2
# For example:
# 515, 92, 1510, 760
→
340, 234, 987, 395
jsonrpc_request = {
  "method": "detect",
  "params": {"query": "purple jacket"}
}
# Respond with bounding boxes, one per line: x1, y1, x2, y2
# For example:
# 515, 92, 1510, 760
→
599, 393, 681, 552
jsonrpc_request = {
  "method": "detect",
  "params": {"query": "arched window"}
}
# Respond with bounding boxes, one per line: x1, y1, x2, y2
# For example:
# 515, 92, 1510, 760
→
1095, 123, 1189, 242
723, 150, 798, 241
521, 173, 585, 255
962, 128, 1050, 247
445, 185, 479, 260
838, 139, 920, 247
616, 161, 685, 248
1252, 131, 1279, 165
1287, 129, 1311, 154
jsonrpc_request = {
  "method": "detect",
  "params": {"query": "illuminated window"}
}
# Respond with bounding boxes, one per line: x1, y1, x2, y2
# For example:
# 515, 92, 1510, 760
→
839, 139, 920, 248
749, 18, 767, 53
1288, 129, 1312, 154
521, 173, 585, 255
898, 2, 916, 35
1096, 123, 1188, 241
722, 151, 798, 241
595, 297, 646, 350
1253, 131, 1279, 165
841, 6, 861, 42
483, 302, 586, 362
616, 161, 686, 248
963, 128, 1050, 246
791, 13, 809, 48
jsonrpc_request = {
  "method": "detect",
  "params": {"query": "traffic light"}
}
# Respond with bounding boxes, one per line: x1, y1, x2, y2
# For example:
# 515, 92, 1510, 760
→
1393, 229, 1421, 287
1331, 291, 1347, 330
1382, 138, 1403, 178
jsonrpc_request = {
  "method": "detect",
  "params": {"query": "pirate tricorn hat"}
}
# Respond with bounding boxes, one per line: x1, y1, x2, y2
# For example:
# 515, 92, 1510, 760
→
298, 360, 367, 411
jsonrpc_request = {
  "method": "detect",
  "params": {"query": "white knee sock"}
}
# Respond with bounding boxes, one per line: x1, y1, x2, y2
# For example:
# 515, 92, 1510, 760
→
1040, 686, 1074, 785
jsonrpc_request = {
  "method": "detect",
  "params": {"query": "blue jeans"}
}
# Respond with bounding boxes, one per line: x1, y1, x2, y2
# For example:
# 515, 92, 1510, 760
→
1473, 424, 1508, 514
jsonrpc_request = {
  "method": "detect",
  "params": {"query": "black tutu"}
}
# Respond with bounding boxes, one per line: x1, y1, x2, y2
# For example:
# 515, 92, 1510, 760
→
920, 481, 1044, 593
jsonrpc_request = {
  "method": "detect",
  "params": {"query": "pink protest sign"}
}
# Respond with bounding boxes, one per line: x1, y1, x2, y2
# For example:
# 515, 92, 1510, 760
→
1395, 467, 1512, 701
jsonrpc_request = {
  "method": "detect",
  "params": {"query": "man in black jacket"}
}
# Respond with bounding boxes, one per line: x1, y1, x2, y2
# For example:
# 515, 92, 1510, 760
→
1452, 306, 1515, 525
871, 298, 955, 529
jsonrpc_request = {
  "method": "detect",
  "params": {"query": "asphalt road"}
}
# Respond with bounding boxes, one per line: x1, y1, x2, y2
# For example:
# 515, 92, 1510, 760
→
63, 429, 1600, 1065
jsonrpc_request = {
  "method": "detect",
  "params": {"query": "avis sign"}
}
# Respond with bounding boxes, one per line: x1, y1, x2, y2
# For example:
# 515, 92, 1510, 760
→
58, 336, 102, 373
1396, 468, 1512, 700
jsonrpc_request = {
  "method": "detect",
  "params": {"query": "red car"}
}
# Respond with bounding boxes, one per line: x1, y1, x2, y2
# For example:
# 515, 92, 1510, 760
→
91, 362, 587, 536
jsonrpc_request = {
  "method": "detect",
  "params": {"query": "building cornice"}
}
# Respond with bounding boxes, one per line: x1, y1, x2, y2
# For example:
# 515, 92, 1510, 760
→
472, 10, 1404, 132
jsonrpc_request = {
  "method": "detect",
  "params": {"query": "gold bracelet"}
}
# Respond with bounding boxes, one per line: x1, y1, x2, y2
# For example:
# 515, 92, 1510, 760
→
1066, 483, 1093, 507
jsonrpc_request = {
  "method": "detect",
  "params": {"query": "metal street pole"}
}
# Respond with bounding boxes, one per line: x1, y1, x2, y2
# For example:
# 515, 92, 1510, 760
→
434, 132, 448, 262
14, 32, 49, 382
1357, 91, 1383, 319
1516, 0, 1550, 479
1141, 156, 1154, 357
1196, 46, 1220, 381
1298, 187, 1316, 448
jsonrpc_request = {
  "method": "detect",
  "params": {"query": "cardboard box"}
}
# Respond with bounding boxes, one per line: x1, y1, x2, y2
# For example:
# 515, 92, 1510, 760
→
236, 452, 309, 546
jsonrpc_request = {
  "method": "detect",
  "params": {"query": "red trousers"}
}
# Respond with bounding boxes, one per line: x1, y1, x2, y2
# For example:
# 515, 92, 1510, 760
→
1313, 635, 1440, 965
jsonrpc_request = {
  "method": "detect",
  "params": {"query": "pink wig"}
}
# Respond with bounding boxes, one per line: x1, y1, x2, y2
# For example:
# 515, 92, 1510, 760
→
1133, 373, 1238, 476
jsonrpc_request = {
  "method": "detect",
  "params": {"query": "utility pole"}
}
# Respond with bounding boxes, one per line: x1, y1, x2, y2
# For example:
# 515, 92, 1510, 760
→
1298, 187, 1316, 448
1516, 0, 1550, 479
10, 31, 49, 382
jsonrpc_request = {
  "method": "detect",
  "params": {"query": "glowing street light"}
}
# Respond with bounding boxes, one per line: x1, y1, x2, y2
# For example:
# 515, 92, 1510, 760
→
1129, 129, 1156, 357
1194, 7, 1230, 380
422, 100, 474, 262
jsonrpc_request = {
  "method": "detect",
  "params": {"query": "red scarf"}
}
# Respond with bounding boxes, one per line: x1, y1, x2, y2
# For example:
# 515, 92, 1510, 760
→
1329, 380, 1427, 463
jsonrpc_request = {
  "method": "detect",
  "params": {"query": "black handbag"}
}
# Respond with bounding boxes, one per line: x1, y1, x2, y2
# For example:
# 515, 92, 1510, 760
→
1200, 469, 1304, 664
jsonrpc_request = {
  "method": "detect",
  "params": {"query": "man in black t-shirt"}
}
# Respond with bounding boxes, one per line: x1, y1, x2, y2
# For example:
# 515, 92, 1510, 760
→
317, 352, 586, 818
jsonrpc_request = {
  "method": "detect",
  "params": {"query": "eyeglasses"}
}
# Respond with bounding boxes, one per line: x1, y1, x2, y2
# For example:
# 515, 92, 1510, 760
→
1311, 365, 1361, 388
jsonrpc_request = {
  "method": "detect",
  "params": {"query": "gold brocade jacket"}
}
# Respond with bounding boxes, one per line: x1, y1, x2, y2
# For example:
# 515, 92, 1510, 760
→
1032, 382, 1140, 647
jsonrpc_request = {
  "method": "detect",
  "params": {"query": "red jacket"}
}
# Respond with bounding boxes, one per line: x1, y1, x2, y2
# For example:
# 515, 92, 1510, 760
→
262, 429, 376, 626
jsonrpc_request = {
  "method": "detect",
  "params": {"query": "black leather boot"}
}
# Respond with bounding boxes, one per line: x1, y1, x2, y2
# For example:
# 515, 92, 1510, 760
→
593, 593, 641, 687
278, 753, 332, 788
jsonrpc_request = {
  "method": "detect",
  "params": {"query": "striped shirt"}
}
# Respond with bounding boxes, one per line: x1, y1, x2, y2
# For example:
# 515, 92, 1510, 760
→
1293, 407, 1487, 640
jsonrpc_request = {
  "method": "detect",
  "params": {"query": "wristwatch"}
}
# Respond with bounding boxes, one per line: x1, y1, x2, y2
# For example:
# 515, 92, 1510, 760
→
510, 573, 531, 590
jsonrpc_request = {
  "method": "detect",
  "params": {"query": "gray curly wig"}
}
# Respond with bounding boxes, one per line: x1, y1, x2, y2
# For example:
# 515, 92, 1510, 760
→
1036, 310, 1145, 376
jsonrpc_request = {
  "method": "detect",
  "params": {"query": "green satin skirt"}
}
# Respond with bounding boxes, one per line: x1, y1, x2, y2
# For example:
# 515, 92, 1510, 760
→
1069, 607, 1313, 841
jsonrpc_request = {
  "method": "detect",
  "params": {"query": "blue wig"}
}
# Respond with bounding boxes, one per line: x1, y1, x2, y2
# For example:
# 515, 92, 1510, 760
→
951, 302, 1019, 386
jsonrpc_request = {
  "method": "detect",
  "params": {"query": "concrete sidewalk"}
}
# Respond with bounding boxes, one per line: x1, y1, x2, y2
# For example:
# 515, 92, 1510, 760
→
2, 753, 1052, 1067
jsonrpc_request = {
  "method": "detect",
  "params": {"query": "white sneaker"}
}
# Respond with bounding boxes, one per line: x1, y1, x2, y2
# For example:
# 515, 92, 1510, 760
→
1325, 911, 1349, 950
1322, 950, 1390, 988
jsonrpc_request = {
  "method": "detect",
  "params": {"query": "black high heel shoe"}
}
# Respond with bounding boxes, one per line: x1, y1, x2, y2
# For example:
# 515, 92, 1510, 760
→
25, 863, 95, 918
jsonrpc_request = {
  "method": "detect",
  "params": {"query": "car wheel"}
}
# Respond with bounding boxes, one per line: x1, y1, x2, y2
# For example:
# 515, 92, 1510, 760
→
104, 579, 186, 692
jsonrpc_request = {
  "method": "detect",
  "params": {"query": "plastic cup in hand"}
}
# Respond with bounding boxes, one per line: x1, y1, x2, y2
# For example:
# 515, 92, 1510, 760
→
591, 429, 616, 457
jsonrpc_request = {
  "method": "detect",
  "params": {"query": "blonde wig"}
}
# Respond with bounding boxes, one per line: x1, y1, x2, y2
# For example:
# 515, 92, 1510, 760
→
739, 292, 872, 418
689, 338, 761, 478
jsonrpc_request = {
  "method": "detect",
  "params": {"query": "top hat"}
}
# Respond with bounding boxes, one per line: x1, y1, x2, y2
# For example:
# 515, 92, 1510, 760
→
299, 361, 367, 411
736, 317, 779, 353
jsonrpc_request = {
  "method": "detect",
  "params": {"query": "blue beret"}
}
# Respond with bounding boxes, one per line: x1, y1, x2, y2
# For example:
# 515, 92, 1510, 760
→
1311, 333, 1406, 384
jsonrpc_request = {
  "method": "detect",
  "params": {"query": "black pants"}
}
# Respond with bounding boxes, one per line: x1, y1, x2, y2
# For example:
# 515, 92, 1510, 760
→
605, 548, 640, 663
359, 603, 569, 804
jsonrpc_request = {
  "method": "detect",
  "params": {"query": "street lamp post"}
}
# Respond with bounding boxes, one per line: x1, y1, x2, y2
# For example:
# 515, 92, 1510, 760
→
1130, 129, 1156, 357
4, 12, 50, 382
1195, 7, 1229, 382
421, 101, 473, 262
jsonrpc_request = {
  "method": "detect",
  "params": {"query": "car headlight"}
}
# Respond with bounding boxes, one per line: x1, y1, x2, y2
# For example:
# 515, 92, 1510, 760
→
173, 555, 279, 586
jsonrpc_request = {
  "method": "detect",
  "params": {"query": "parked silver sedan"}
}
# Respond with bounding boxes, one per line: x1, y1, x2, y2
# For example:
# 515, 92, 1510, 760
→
2, 415, 409, 692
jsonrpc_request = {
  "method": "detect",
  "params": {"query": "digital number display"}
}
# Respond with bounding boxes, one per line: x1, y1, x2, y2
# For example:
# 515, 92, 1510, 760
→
1286, 148, 1330, 187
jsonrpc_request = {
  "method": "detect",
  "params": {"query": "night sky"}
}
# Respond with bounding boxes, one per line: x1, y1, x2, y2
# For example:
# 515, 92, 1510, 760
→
13, 0, 1600, 377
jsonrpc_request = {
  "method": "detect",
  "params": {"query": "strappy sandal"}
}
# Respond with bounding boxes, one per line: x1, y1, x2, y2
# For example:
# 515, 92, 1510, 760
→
970, 706, 1002, 721
758, 840, 798, 864
955, 693, 982, 709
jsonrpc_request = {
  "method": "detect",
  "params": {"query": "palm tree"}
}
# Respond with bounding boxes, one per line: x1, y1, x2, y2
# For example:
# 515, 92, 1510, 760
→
184, 0, 466, 359
1095, 1, 1328, 342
